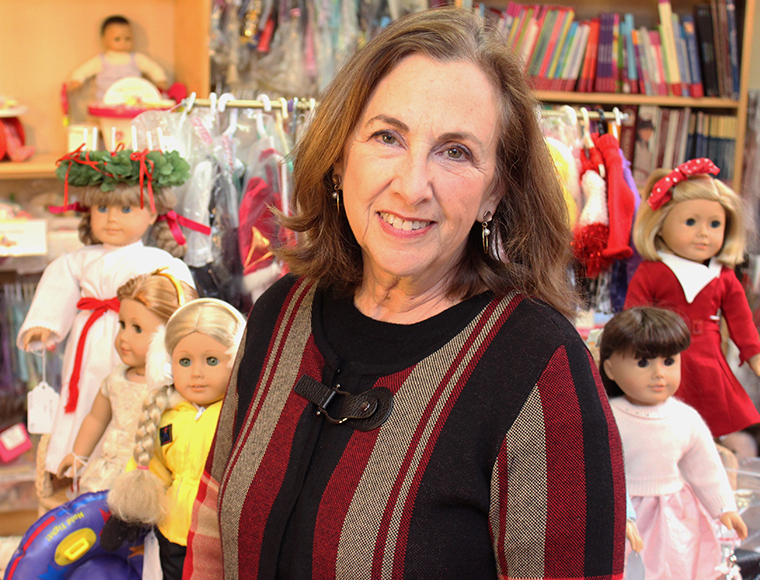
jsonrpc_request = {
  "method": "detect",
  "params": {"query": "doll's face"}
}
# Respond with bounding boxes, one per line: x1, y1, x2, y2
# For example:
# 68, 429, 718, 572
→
115, 298, 164, 375
603, 352, 681, 406
102, 23, 133, 53
171, 332, 231, 407
90, 204, 156, 246
659, 199, 726, 263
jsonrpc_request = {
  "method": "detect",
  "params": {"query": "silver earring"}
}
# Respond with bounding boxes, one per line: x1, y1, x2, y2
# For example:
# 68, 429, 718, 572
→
482, 211, 492, 255
331, 176, 342, 214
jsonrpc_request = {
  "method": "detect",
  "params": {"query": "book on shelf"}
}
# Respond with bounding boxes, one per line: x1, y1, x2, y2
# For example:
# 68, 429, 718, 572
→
578, 17, 600, 91
633, 105, 660, 188
710, 0, 728, 96
672, 14, 691, 96
694, 4, 720, 97
655, 108, 672, 169
595, 12, 615, 92
649, 30, 670, 96
622, 14, 639, 94
619, 104, 639, 163
681, 15, 705, 97
546, 18, 576, 89
658, 0, 683, 95
725, 0, 740, 98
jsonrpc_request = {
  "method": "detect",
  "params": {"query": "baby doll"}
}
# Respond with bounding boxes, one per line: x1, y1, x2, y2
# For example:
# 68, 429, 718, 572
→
17, 148, 195, 506
56, 270, 198, 495
599, 306, 747, 580
103, 298, 245, 580
68, 15, 168, 101
625, 158, 760, 438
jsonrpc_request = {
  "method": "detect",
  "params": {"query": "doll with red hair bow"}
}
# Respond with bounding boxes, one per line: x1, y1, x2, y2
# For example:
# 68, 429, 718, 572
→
625, 158, 760, 438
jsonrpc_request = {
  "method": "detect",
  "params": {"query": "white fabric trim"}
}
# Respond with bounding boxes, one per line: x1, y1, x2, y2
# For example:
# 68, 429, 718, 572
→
657, 251, 721, 304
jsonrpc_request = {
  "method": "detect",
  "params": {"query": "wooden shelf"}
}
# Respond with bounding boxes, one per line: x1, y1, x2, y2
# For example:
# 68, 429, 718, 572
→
0, 154, 59, 180
534, 91, 741, 110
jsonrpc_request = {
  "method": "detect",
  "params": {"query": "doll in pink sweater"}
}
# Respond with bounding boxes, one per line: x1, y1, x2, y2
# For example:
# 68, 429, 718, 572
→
599, 306, 746, 580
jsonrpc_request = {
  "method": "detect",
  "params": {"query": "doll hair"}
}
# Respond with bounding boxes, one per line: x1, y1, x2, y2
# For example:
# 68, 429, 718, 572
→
116, 271, 198, 324
77, 183, 187, 258
598, 307, 690, 398
101, 15, 130, 35
107, 298, 246, 526
633, 168, 746, 266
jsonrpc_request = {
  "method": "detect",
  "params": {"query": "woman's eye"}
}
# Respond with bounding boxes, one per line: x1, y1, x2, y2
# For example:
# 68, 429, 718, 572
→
179, 358, 191, 367
446, 147, 464, 159
685, 218, 696, 226
636, 359, 649, 368
207, 357, 220, 366
710, 220, 722, 228
373, 131, 397, 145
121, 206, 132, 214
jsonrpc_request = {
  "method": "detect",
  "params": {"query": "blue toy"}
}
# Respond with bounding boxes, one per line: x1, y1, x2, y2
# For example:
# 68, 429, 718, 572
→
4, 491, 145, 579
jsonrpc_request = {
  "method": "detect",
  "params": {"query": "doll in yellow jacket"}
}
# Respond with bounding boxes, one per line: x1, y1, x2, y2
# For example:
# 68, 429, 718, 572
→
103, 298, 246, 580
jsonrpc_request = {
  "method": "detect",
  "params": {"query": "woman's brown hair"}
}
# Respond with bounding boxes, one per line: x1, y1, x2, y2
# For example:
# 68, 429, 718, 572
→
598, 307, 691, 398
279, 7, 577, 317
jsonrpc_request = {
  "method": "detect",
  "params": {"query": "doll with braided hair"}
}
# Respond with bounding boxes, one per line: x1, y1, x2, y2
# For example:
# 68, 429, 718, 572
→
103, 298, 245, 580
17, 148, 199, 508
56, 270, 197, 496
625, 158, 760, 438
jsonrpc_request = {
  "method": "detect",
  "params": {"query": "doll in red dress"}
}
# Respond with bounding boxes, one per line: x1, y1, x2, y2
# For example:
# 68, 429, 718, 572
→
625, 158, 760, 438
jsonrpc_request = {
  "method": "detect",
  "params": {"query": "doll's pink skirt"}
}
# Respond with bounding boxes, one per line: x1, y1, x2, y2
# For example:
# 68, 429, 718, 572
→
630, 485, 721, 580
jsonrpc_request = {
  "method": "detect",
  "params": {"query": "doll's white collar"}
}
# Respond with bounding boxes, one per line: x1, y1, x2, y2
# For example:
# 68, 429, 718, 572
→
611, 396, 673, 419
657, 251, 722, 303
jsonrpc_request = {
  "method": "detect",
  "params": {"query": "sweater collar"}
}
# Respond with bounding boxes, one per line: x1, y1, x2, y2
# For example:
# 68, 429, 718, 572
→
657, 251, 721, 303
611, 395, 674, 419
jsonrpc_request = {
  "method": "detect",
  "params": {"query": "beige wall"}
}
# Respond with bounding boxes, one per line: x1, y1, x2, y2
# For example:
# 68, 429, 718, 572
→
752, 6, 760, 89
0, 0, 175, 155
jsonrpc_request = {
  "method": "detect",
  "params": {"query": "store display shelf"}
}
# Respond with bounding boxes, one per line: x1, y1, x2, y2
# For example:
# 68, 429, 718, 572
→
534, 90, 740, 109
0, 154, 59, 180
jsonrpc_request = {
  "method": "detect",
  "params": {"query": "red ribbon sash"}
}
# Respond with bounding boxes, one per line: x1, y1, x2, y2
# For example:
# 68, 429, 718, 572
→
65, 297, 120, 413
157, 211, 211, 245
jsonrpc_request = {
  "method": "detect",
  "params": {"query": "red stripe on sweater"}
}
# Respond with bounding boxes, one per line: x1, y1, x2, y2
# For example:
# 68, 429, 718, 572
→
536, 346, 586, 577
391, 297, 519, 578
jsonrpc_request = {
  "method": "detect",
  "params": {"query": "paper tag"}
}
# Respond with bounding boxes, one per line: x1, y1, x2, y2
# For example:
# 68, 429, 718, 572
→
27, 382, 60, 434
0, 423, 27, 450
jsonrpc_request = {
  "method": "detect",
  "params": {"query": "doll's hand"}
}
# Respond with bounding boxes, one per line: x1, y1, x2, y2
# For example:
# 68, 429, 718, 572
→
22, 327, 52, 350
748, 354, 760, 377
719, 510, 748, 540
67, 79, 83, 91
57, 453, 87, 479
625, 519, 643, 552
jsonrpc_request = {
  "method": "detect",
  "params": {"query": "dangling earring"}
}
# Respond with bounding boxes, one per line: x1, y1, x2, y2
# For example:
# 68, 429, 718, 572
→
331, 176, 342, 214
482, 211, 493, 255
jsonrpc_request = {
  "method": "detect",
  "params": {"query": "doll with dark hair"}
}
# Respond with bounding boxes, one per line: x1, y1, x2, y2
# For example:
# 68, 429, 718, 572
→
600, 306, 746, 579
68, 14, 168, 101
17, 148, 196, 510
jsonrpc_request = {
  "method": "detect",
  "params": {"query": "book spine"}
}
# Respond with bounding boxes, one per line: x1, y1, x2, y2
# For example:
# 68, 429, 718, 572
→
581, 17, 601, 91
695, 4, 719, 97
658, 0, 682, 95
553, 20, 577, 90
681, 15, 704, 97
725, 0, 740, 98
673, 15, 690, 96
624, 14, 639, 93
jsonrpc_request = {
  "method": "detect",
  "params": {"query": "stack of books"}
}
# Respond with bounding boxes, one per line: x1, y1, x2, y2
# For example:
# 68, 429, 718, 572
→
497, 0, 741, 98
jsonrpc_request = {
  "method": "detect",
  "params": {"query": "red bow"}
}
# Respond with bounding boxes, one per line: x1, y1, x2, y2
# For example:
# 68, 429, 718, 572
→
129, 150, 157, 213
56, 144, 105, 208
65, 297, 121, 413
157, 211, 211, 245
49, 202, 90, 214
648, 158, 721, 210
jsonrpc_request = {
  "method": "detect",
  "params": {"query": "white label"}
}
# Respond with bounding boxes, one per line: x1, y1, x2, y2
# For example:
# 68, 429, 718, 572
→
27, 382, 60, 434
0, 423, 28, 450
0, 219, 47, 257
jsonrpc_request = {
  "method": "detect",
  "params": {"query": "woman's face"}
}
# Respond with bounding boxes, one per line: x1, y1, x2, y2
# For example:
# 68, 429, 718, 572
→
336, 54, 500, 292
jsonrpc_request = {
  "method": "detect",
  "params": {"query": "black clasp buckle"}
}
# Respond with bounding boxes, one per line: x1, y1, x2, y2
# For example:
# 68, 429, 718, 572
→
294, 375, 393, 431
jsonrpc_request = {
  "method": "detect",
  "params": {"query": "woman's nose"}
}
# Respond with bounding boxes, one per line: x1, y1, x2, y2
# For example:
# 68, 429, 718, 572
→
392, 151, 432, 204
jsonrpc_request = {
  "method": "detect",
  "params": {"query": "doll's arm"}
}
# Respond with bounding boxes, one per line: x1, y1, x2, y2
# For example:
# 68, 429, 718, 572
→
68, 55, 103, 90
721, 271, 760, 368
719, 511, 748, 540
623, 265, 657, 308
626, 519, 643, 552
134, 54, 168, 90
57, 390, 113, 477
17, 252, 81, 351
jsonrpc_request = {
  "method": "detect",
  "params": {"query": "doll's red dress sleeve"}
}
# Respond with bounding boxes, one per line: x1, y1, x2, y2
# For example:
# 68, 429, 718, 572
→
624, 261, 659, 308
720, 268, 760, 364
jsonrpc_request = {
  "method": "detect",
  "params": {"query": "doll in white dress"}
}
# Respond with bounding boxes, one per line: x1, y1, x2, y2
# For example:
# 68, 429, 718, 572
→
17, 148, 196, 508
599, 306, 747, 580
56, 270, 197, 495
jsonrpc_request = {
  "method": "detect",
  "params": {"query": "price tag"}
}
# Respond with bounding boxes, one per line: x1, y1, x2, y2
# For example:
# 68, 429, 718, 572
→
27, 381, 60, 434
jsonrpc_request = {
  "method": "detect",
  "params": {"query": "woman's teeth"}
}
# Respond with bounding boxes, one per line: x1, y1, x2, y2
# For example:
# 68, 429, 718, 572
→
380, 212, 428, 231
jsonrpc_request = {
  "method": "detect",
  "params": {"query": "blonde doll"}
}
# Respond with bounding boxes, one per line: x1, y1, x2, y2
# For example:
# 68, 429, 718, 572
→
600, 307, 747, 580
625, 158, 760, 438
17, 148, 196, 505
56, 270, 197, 495
103, 298, 245, 580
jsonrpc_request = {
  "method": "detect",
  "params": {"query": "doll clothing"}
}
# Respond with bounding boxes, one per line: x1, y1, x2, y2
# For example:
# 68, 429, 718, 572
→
625, 254, 760, 437
610, 396, 734, 580
76, 364, 157, 494
17, 240, 194, 474
70, 51, 168, 101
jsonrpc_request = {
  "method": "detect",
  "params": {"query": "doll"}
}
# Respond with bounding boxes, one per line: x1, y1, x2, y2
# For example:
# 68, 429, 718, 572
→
599, 306, 747, 580
56, 270, 198, 495
17, 148, 196, 507
103, 298, 245, 580
625, 158, 760, 438
68, 15, 168, 101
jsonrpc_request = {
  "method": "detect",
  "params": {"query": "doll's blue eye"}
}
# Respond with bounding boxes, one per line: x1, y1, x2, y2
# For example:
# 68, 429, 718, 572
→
97, 206, 108, 213
207, 357, 220, 366
664, 357, 676, 366
121, 206, 132, 214
710, 220, 722, 228
117, 320, 125, 329
636, 359, 649, 368
133, 325, 142, 334
179, 358, 191, 367
685, 218, 696, 226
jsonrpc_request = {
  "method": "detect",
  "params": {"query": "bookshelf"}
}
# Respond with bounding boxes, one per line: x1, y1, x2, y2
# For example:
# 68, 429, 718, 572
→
508, 0, 756, 191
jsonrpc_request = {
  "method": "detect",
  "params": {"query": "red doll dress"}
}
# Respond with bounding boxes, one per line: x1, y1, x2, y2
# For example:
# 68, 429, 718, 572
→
625, 254, 760, 437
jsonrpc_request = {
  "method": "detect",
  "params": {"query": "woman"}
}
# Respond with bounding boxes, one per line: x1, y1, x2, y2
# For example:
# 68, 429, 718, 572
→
185, 8, 625, 579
